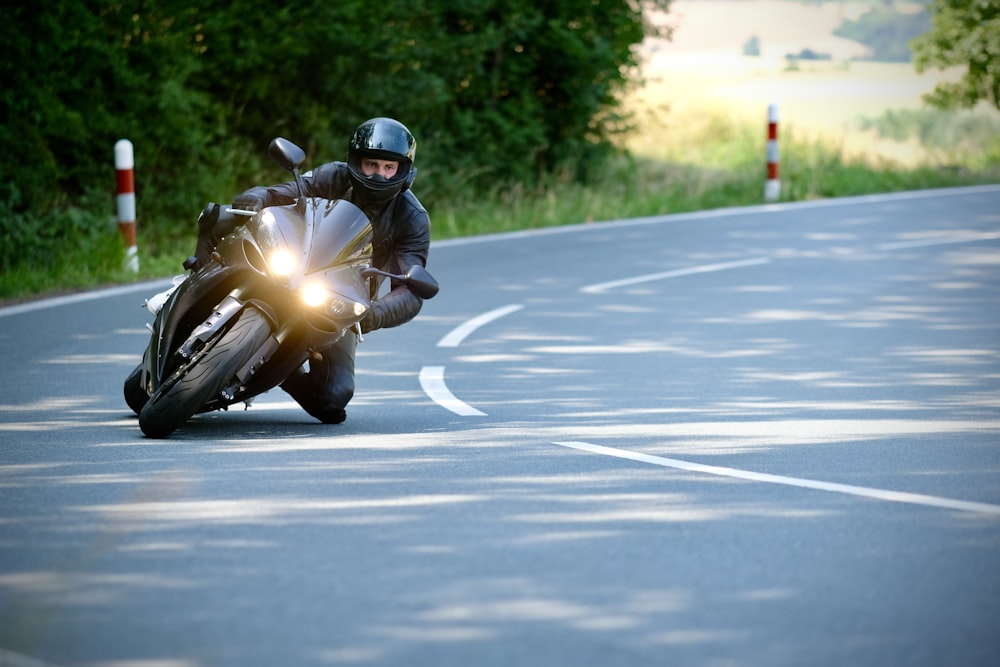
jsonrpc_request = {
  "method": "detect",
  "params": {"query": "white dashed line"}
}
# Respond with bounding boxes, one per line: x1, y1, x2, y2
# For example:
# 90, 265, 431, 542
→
877, 232, 1000, 250
581, 257, 771, 294
421, 304, 525, 416
437, 304, 524, 347
419, 366, 486, 416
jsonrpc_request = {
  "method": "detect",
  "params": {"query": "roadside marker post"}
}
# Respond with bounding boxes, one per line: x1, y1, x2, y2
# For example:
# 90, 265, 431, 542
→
765, 103, 781, 202
115, 139, 139, 272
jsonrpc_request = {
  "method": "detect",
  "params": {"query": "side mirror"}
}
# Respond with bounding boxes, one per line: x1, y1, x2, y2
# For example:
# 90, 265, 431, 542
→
404, 265, 439, 300
268, 137, 306, 172
268, 137, 308, 212
362, 265, 440, 300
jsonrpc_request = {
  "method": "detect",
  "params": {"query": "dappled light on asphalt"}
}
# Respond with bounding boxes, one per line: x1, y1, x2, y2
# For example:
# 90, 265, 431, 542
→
1, 191, 998, 665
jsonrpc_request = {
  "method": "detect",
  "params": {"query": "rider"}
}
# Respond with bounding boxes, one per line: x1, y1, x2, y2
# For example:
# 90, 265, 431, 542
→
188, 117, 431, 424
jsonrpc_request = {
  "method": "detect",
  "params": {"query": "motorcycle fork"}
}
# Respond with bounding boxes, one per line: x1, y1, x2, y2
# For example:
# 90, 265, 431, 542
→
175, 292, 246, 361
218, 325, 283, 402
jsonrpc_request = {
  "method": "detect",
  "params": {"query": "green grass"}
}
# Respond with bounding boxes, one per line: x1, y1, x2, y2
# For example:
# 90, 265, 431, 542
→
2, 111, 997, 306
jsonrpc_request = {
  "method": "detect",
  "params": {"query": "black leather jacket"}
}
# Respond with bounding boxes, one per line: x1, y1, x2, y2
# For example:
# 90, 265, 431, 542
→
238, 161, 431, 332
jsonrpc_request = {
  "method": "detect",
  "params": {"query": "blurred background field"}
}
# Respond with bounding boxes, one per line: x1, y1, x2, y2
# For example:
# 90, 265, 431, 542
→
627, 0, 999, 167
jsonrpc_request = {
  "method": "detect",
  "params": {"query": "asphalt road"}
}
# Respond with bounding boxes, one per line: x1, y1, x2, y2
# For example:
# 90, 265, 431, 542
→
1, 186, 999, 667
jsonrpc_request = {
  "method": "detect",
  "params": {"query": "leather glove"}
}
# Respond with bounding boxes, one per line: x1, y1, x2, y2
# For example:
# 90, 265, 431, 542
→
360, 303, 383, 334
232, 193, 264, 213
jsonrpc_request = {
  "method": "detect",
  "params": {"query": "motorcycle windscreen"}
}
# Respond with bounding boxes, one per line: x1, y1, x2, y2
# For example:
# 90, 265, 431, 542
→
306, 199, 373, 273
251, 204, 307, 267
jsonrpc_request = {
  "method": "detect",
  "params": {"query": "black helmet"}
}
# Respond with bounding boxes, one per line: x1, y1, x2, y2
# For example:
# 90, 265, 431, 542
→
347, 117, 417, 205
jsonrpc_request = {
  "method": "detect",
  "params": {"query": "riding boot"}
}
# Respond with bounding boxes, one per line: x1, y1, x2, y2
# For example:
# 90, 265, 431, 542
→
280, 332, 357, 424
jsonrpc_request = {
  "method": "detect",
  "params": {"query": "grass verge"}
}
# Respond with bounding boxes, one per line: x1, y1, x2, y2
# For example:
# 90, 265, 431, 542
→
1, 112, 997, 306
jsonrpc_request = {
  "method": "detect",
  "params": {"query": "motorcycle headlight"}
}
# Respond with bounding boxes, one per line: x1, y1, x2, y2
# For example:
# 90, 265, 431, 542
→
269, 249, 298, 277
299, 282, 368, 320
300, 282, 329, 308
328, 296, 369, 321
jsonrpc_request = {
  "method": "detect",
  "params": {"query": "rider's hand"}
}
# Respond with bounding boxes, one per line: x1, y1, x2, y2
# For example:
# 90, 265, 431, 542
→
360, 306, 382, 334
232, 194, 264, 213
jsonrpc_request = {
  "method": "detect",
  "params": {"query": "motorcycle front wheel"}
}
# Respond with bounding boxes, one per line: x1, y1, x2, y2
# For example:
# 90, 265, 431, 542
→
123, 363, 148, 415
138, 306, 271, 438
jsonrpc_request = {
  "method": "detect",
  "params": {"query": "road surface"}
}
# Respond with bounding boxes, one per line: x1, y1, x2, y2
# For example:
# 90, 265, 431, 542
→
1, 186, 999, 666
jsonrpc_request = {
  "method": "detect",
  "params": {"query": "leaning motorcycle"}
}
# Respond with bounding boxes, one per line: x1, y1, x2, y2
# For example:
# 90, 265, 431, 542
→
124, 137, 438, 438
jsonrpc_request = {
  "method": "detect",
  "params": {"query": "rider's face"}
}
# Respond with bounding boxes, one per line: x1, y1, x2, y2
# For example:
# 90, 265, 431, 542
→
360, 158, 399, 179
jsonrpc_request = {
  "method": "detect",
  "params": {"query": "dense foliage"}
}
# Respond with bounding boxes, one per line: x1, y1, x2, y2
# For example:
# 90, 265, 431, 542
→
911, 0, 1000, 111
0, 0, 670, 273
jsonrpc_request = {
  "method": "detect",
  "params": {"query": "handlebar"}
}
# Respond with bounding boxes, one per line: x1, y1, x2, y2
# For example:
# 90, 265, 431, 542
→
228, 208, 258, 217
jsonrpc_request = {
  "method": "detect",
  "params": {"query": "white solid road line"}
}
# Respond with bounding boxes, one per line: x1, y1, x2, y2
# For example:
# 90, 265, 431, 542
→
552, 440, 1000, 516
0, 278, 173, 318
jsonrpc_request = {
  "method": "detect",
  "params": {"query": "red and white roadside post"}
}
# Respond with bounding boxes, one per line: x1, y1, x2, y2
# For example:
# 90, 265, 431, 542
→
764, 103, 781, 202
115, 139, 139, 272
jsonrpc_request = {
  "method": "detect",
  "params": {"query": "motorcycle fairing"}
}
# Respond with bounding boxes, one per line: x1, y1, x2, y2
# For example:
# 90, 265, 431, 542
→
146, 262, 246, 392
247, 198, 373, 284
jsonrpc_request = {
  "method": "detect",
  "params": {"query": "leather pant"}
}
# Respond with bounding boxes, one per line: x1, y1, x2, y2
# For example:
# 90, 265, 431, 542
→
280, 332, 357, 423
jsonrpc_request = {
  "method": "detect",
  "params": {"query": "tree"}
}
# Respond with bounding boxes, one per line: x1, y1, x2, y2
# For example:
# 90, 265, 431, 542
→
833, 6, 932, 63
911, 0, 1000, 110
0, 0, 672, 273
424, 0, 672, 188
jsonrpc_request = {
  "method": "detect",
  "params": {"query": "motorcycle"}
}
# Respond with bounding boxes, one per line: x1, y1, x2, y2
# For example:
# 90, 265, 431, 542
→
123, 137, 439, 438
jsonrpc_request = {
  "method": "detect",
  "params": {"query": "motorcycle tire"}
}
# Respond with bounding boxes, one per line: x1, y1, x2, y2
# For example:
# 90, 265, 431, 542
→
123, 363, 148, 415
138, 306, 271, 438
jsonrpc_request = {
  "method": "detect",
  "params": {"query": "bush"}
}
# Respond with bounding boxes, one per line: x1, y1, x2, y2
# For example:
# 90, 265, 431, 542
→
858, 108, 1000, 165
786, 48, 832, 61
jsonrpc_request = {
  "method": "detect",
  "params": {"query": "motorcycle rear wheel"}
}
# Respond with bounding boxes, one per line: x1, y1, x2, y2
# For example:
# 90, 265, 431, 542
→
138, 306, 271, 438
